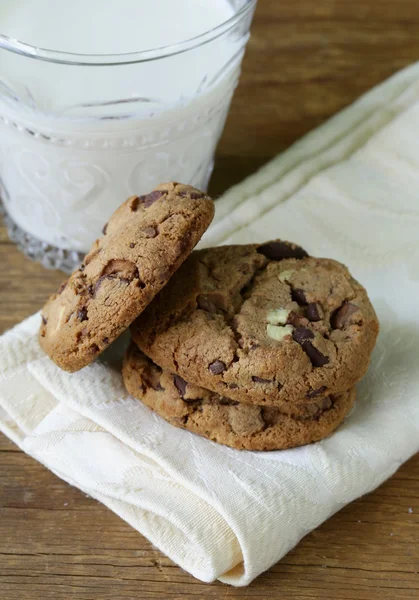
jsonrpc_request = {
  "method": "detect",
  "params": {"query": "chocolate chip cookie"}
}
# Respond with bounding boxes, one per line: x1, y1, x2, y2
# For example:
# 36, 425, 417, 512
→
39, 183, 214, 372
123, 344, 356, 451
131, 241, 379, 409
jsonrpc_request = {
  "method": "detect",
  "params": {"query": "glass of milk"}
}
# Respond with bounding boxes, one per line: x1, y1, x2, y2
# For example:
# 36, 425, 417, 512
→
0, 0, 257, 270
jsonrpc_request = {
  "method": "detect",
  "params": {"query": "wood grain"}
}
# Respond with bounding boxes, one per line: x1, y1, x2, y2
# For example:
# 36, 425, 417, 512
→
0, 1, 418, 598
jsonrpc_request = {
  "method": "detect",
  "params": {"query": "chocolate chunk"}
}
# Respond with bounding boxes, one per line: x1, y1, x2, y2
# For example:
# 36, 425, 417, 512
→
209, 360, 226, 375
79, 264, 85, 272
257, 241, 308, 261
102, 222, 108, 235
252, 376, 272, 384
173, 375, 187, 398
41, 315, 47, 326
103, 337, 109, 344
292, 327, 315, 345
306, 303, 322, 322
292, 288, 307, 305
77, 307, 88, 322
87, 284, 94, 296
304, 342, 329, 367
90, 344, 99, 354
307, 385, 327, 398
140, 190, 167, 208
229, 383, 239, 389
332, 302, 359, 329
179, 191, 205, 200
129, 243, 135, 248
293, 327, 328, 367
142, 226, 158, 238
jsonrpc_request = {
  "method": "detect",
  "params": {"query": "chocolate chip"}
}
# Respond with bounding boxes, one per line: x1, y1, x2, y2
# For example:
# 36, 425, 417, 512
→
257, 241, 308, 261
153, 382, 165, 392
140, 190, 166, 208
292, 288, 307, 305
304, 342, 329, 367
174, 375, 187, 398
183, 398, 203, 406
129, 197, 140, 211
102, 222, 108, 235
209, 360, 226, 375
79, 264, 85, 272
129, 243, 135, 248
306, 303, 322, 322
142, 226, 158, 238
229, 383, 239, 389
179, 191, 205, 200
41, 315, 47, 326
252, 376, 272, 384
219, 398, 240, 406
58, 281, 67, 295
90, 344, 99, 354
332, 302, 359, 329
292, 327, 315, 345
307, 385, 327, 398
77, 307, 88, 322
87, 284, 94, 296
103, 337, 109, 344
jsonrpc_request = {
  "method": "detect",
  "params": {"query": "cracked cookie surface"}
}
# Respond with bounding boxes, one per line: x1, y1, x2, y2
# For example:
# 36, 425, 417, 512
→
131, 241, 379, 409
39, 183, 214, 372
123, 344, 356, 451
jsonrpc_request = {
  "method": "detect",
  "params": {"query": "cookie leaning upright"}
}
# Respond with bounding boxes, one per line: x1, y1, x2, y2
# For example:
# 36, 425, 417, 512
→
131, 241, 379, 409
39, 183, 214, 372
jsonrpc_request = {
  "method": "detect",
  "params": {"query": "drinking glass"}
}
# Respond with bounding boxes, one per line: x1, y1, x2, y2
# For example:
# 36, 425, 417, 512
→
0, 0, 257, 271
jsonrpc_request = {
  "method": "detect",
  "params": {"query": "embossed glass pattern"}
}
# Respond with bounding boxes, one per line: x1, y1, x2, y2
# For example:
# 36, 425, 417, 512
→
0, 0, 257, 271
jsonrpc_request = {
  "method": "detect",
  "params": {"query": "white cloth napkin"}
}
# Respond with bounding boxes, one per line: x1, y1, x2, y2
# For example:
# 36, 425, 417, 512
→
1, 63, 419, 587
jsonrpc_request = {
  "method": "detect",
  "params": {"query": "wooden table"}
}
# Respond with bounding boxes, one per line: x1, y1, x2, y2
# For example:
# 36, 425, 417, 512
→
1, 1, 418, 598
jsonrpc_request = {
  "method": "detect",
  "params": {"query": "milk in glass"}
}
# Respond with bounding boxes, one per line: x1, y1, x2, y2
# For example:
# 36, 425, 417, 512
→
0, 0, 255, 265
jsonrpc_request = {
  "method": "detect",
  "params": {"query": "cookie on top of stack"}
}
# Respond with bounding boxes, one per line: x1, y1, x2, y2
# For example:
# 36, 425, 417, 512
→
40, 183, 379, 451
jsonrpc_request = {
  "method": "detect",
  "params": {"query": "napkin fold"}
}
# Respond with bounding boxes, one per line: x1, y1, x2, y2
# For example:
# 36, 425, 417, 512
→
2, 63, 419, 586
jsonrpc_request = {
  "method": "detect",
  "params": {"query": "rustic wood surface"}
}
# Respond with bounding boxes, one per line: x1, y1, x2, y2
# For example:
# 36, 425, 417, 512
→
1, 1, 418, 598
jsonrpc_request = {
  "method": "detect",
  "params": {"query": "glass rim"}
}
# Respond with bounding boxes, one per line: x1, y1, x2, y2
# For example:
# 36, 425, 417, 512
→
0, 0, 257, 67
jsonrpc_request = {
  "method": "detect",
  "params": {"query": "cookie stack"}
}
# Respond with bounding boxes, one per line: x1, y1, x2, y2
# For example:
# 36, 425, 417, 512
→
40, 183, 379, 451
